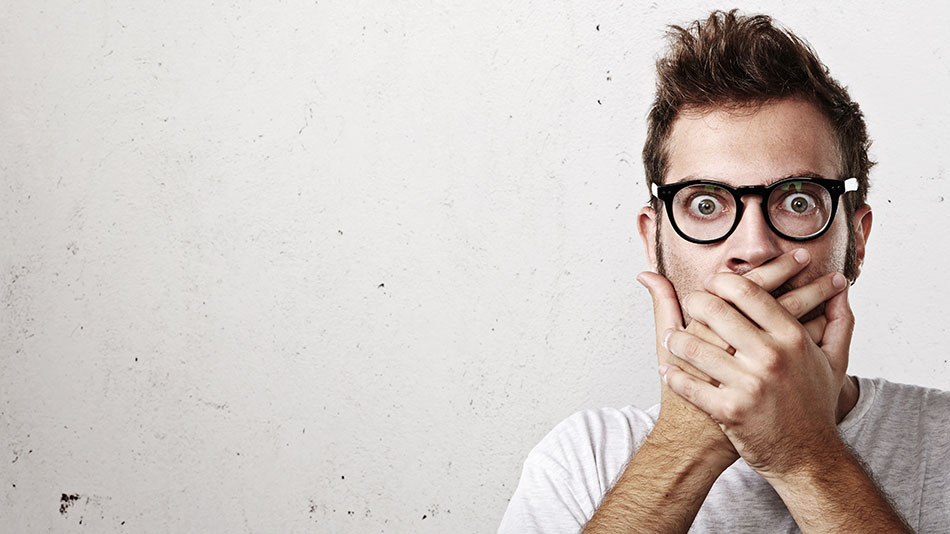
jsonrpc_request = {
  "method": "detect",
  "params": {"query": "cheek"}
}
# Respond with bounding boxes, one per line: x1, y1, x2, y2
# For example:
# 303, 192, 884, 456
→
658, 228, 720, 297
803, 218, 850, 273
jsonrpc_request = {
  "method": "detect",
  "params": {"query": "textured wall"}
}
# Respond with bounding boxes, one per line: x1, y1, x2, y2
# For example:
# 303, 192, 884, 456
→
2, 1, 949, 532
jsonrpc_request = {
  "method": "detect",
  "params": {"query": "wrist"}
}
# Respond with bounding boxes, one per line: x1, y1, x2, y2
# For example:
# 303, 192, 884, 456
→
759, 437, 913, 532
760, 430, 851, 489
650, 415, 738, 473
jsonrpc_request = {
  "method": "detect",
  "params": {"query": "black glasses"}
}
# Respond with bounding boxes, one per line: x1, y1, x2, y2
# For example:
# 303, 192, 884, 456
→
651, 177, 858, 244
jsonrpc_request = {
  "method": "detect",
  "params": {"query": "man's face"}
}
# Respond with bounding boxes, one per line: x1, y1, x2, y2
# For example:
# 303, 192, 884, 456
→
638, 97, 871, 322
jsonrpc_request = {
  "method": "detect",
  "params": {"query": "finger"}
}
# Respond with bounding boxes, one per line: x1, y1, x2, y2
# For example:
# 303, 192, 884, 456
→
819, 285, 854, 379
776, 272, 848, 320
685, 319, 734, 354
742, 248, 810, 292
802, 315, 828, 344
659, 363, 722, 418
637, 272, 685, 361
665, 329, 744, 384
683, 290, 768, 351
702, 273, 795, 335
665, 353, 716, 384
682, 321, 732, 386
638, 273, 716, 385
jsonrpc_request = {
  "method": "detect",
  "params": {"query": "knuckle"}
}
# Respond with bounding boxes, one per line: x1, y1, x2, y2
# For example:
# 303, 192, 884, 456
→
784, 326, 813, 351
720, 399, 743, 424
758, 346, 784, 374
745, 376, 766, 399
699, 296, 727, 318
683, 337, 703, 359
780, 294, 805, 316
735, 277, 761, 299
674, 374, 695, 398
743, 270, 766, 288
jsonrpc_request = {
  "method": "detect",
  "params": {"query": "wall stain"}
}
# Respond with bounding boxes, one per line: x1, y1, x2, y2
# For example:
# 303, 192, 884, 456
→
59, 493, 80, 515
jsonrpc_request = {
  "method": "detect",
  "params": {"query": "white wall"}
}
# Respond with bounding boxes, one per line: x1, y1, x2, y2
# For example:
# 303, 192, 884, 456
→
2, 1, 948, 532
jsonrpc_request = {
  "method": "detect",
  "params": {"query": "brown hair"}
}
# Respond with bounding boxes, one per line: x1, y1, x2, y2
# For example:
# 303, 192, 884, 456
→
642, 10, 873, 214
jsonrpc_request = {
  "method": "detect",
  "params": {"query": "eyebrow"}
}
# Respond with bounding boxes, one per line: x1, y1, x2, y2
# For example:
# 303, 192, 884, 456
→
666, 171, 830, 187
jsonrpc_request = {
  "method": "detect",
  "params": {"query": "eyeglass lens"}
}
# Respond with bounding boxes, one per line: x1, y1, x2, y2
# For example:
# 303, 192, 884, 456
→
670, 181, 833, 241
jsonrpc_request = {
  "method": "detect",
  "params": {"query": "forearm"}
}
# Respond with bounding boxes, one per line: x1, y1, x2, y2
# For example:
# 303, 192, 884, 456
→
583, 419, 732, 534
768, 438, 912, 533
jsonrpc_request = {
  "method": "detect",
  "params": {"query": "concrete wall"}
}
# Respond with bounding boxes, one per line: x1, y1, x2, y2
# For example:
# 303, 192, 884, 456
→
2, 1, 948, 532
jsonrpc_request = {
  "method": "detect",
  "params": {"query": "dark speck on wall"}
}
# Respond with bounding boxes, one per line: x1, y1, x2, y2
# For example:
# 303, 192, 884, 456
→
377, 283, 384, 288
59, 493, 80, 515
422, 514, 427, 520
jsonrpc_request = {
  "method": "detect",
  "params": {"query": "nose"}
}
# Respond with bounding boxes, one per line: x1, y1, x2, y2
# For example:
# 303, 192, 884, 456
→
723, 195, 783, 274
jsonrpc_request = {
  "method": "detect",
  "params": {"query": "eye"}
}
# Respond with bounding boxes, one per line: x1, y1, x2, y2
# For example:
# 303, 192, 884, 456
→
688, 195, 724, 217
782, 193, 818, 214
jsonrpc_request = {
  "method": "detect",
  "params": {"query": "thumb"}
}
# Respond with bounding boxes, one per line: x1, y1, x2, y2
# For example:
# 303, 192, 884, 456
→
820, 283, 854, 378
637, 271, 685, 359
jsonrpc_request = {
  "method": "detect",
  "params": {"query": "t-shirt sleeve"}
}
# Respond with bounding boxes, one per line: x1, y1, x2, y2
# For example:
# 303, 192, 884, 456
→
497, 451, 589, 534
917, 385, 950, 533
498, 407, 656, 534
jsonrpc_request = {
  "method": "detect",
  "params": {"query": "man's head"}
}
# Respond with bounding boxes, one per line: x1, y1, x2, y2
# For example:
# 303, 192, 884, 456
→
637, 10, 874, 319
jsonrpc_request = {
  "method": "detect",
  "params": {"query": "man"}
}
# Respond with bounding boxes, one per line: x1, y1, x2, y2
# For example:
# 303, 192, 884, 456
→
499, 10, 950, 533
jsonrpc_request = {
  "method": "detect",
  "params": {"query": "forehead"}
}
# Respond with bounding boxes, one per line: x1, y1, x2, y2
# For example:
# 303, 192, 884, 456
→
665, 98, 840, 187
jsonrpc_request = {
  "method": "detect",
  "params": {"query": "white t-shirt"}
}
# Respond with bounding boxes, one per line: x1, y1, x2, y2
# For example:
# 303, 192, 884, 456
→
498, 376, 950, 533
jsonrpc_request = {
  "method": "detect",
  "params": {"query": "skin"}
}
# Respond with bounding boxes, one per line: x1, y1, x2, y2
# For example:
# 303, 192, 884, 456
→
584, 251, 849, 533
583, 98, 911, 532
640, 98, 870, 441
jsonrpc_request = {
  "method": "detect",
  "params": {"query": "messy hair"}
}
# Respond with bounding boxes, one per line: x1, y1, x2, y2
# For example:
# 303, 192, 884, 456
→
642, 10, 873, 214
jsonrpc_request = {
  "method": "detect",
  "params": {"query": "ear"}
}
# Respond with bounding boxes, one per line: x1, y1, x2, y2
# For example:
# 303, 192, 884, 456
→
638, 206, 659, 272
851, 204, 873, 279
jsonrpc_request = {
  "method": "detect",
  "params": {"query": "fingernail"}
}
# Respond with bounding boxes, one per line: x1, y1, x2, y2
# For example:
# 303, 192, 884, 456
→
662, 328, 673, 350
658, 364, 669, 376
636, 273, 646, 286
832, 272, 847, 289
794, 249, 810, 264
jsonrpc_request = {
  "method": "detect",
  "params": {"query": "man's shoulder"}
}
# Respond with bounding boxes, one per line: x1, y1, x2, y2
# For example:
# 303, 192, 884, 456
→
860, 375, 950, 409
523, 405, 659, 480
852, 376, 950, 450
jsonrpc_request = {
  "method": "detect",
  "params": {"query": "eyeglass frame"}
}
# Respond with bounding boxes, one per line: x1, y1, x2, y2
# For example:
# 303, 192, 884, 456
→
651, 176, 859, 244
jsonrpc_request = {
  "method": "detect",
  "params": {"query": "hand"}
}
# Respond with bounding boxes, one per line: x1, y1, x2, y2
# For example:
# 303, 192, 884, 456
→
661, 264, 853, 480
638, 249, 835, 466
639, 269, 738, 467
